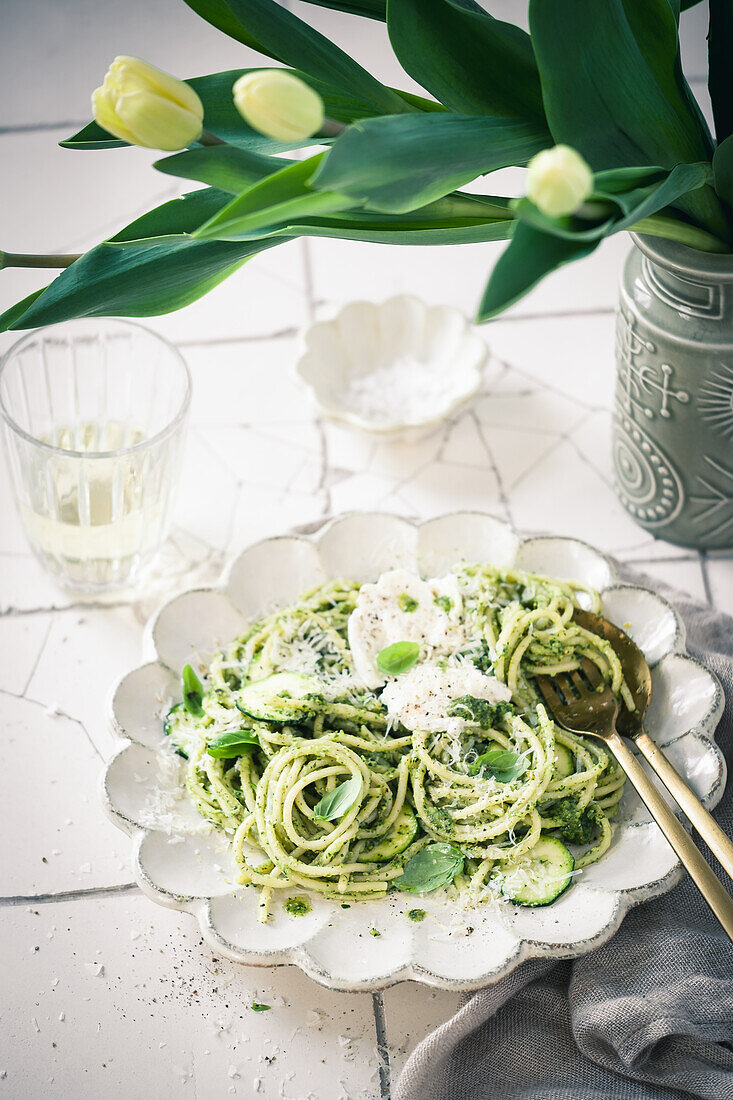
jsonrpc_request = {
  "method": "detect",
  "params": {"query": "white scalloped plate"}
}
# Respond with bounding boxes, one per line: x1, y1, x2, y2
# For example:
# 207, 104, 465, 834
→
102, 512, 726, 992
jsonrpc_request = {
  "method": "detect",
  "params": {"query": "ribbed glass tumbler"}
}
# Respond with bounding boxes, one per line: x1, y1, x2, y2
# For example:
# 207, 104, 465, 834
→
0, 319, 191, 590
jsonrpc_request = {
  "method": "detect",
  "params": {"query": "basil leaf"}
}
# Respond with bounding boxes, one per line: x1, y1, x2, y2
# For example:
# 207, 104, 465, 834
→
395, 842, 464, 894
182, 663, 204, 718
313, 776, 362, 821
471, 748, 529, 784
377, 640, 420, 676
207, 730, 260, 759
473, 748, 518, 771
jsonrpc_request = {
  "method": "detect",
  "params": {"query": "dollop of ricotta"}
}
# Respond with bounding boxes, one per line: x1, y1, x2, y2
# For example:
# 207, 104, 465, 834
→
348, 568, 464, 689
381, 664, 511, 735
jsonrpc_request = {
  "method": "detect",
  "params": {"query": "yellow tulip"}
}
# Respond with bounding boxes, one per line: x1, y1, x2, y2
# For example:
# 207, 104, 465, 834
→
92, 56, 204, 151
526, 145, 593, 218
233, 70, 324, 142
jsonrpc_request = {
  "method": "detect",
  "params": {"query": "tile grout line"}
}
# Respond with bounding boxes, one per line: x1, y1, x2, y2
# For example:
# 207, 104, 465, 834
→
0, 882, 139, 908
0, 119, 88, 135
176, 325, 300, 349
372, 991, 392, 1099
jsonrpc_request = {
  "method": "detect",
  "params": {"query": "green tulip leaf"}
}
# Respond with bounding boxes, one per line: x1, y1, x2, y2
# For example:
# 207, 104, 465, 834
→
110, 188, 232, 242
528, 0, 729, 243
181, 0, 409, 115
155, 146, 295, 195
194, 154, 353, 239
713, 134, 733, 208
312, 114, 549, 214
513, 161, 716, 243
478, 221, 599, 322
387, 0, 545, 122
0, 288, 47, 333
0, 233, 288, 332
529, 0, 710, 169
297, 0, 386, 17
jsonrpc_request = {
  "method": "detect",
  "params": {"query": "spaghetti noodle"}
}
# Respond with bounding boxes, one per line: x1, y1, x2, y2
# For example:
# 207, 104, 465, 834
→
165, 563, 628, 919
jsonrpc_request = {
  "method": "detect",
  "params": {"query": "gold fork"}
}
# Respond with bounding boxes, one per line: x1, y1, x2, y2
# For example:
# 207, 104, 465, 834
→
536, 623, 733, 942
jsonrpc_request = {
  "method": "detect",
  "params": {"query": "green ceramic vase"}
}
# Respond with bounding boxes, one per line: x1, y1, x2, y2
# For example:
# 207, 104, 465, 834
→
614, 234, 733, 549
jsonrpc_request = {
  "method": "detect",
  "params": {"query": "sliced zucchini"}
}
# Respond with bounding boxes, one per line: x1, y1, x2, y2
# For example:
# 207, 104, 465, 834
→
236, 672, 322, 722
163, 702, 190, 759
360, 807, 418, 864
500, 835, 574, 907
553, 743, 575, 779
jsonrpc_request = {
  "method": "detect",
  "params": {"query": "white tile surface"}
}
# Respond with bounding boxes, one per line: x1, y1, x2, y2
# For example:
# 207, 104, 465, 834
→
0, 693, 132, 895
381, 982, 463, 1082
0, 4, 731, 1099
0, 893, 379, 1099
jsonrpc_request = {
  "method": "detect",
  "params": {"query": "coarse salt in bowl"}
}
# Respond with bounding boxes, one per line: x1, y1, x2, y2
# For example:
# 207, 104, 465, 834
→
296, 295, 488, 437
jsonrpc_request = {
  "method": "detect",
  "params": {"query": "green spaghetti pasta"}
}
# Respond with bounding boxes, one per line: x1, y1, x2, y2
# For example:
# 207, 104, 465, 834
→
165, 563, 628, 920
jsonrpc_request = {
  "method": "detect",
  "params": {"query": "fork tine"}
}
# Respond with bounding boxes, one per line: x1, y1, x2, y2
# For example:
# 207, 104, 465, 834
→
555, 673, 577, 700
535, 675, 562, 711
569, 670, 586, 693
581, 658, 604, 688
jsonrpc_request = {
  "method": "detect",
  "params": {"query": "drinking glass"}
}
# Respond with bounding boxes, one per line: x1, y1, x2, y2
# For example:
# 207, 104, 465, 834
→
0, 319, 191, 590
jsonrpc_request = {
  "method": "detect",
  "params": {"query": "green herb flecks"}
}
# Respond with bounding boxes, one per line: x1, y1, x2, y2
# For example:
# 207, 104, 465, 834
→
369, 927, 381, 937
284, 895, 312, 917
433, 595, 452, 614
407, 908, 426, 923
251, 1002, 271, 1012
551, 797, 601, 845
398, 593, 419, 613
377, 640, 420, 676
207, 729, 260, 759
447, 696, 513, 728
395, 842, 464, 894
181, 663, 204, 718
313, 776, 362, 821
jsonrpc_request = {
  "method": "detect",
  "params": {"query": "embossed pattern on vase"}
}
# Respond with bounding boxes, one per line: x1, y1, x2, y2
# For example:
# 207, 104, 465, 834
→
614, 237, 733, 549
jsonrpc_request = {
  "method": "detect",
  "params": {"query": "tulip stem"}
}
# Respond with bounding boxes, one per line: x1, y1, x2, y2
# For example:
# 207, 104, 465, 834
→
2, 252, 81, 269
321, 119, 346, 138
199, 129, 226, 146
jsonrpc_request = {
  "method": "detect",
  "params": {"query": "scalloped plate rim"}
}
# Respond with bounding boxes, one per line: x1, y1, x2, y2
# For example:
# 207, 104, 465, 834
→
102, 510, 726, 992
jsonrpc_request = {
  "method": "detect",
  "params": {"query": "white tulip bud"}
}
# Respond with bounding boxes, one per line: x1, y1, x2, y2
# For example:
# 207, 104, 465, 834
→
526, 145, 593, 218
233, 70, 325, 142
92, 56, 204, 152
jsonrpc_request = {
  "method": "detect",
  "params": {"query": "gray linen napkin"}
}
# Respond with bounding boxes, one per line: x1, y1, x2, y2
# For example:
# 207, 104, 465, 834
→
394, 572, 733, 1100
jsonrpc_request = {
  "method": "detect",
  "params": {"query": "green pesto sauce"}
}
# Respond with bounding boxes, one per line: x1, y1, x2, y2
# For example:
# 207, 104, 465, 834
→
407, 908, 426, 923
398, 593, 419, 613
284, 895, 312, 917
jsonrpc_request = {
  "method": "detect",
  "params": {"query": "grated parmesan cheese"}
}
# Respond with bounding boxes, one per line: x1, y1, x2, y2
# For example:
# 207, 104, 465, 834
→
336, 356, 461, 425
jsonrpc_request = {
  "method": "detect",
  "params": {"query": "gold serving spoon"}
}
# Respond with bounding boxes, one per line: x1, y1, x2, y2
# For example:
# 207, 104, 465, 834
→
536, 608, 733, 942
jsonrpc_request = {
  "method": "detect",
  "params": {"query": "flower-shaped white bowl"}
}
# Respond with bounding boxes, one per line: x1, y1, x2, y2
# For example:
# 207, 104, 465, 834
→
295, 296, 487, 436
103, 512, 726, 992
